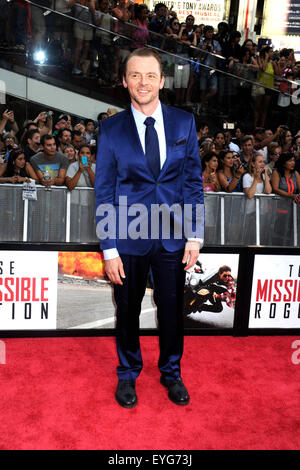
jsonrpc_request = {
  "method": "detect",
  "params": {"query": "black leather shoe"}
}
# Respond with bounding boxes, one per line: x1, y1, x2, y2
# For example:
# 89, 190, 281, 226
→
160, 376, 190, 405
115, 379, 137, 408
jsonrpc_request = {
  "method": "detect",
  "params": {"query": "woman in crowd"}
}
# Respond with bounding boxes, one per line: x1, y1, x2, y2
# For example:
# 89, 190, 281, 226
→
233, 126, 245, 148
131, 4, 149, 49
253, 46, 275, 129
243, 153, 272, 199
265, 144, 281, 174
65, 144, 95, 191
201, 152, 220, 192
270, 153, 300, 202
33, 111, 53, 136
2, 132, 18, 151
63, 144, 77, 164
0, 148, 37, 183
112, 0, 132, 85
218, 149, 246, 192
161, 16, 179, 100
213, 131, 226, 156
233, 46, 258, 116
199, 139, 216, 160
278, 126, 293, 154
67, 0, 94, 75
173, 16, 197, 106
242, 38, 254, 55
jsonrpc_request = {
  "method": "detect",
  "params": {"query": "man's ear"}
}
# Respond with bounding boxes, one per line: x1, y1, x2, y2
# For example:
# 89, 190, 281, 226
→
159, 75, 165, 90
122, 76, 128, 88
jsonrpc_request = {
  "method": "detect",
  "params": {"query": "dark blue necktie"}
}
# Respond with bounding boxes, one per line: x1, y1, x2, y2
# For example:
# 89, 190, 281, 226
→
144, 117, 161, 179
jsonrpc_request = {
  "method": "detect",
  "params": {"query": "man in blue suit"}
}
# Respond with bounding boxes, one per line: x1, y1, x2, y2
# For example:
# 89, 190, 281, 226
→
95, 48, 204, 408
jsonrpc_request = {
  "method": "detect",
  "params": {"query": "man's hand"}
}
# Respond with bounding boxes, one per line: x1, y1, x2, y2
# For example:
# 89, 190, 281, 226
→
41, 177, 55, 187
105, 256, 126, 285
182, 241, 200, 271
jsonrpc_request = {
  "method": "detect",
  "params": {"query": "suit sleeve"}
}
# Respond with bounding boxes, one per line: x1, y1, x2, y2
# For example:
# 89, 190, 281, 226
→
183, 115, 205, 241
94, 122, 118, 251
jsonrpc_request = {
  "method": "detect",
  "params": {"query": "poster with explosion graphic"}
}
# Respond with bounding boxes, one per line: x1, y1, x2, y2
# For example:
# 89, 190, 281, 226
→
57, 251, 112, 329
57, 251, 156, 329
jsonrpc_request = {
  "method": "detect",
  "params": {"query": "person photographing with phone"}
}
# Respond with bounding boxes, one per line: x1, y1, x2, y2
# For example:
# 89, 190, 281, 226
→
65, 144, 95, 191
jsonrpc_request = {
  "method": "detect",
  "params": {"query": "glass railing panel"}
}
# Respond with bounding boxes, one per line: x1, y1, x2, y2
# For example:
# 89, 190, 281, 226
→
27, 186, 67, 242
223, 193, 251, 245
69, 188, 98, 242
203, 193, 221, 245
261, 196, 295, 247
0, 184, 24, 241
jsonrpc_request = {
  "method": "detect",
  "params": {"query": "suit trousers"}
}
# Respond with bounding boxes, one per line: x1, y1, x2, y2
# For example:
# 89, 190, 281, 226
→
114, 240, 186, 381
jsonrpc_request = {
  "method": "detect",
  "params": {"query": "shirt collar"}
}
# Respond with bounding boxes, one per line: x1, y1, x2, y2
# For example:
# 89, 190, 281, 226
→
131, 101, 163, 129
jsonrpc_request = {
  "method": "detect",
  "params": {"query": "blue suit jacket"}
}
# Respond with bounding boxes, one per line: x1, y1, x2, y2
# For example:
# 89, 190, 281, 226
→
94, 104, 204, 255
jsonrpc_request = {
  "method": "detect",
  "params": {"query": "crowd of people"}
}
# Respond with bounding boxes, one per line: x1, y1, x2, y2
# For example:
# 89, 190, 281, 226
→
0, 106, 116, 188
1, 1, 300, 132
198, 122, 300, 202
0, 103, 300, 205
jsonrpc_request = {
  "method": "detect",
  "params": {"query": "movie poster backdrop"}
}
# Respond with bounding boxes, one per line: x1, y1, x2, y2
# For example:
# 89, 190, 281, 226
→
0, 250, 239, 330
249, 254, 300, 329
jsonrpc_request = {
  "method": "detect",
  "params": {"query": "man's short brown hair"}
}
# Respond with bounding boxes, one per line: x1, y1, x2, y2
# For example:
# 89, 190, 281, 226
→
122, 48, 164, 78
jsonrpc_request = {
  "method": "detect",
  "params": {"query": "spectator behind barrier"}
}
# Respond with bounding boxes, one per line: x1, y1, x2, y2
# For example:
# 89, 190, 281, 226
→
265, 144, 282, 174
72, 129, 85, 150
218, 149, 246, 192
53, 114, 69, 137
0, 109, 19, 137
201, 152, 220, 192
213, 131, 226, 156
199, 138, 216, 160
63, 144, 77, 164
238, 135, 256, 170
84, 119, 96, 144
67, 0, 94, 76
30, 134, 69, 187
93, 0, 115, 86
33, 110, 53, 136
277, 126, 293, 153
131, 4, 149, 49
0, 148, 37, 184
23, 129, 41, 162
198, 25, 222, 112
65, 144, 95, 190
2, 133, 18, 151
242, 153, 272, 199
57, 128, 72, 153
270, 153, 300, 203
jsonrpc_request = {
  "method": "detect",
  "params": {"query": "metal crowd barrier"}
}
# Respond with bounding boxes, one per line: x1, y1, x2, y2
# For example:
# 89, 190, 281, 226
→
0, 184, 298, 246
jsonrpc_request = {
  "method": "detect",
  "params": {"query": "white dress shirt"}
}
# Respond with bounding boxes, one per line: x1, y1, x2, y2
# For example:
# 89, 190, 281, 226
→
103, 102, 202, 260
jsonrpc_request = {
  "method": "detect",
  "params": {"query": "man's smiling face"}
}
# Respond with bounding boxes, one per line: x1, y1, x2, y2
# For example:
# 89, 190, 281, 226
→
123, 55, 165, 114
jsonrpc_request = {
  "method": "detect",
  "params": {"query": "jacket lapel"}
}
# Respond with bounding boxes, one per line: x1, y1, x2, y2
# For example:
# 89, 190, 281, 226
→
160, 104, 180, 178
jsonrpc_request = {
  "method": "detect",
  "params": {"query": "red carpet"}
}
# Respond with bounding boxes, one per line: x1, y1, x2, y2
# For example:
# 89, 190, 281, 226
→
0, 335, 300, 450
